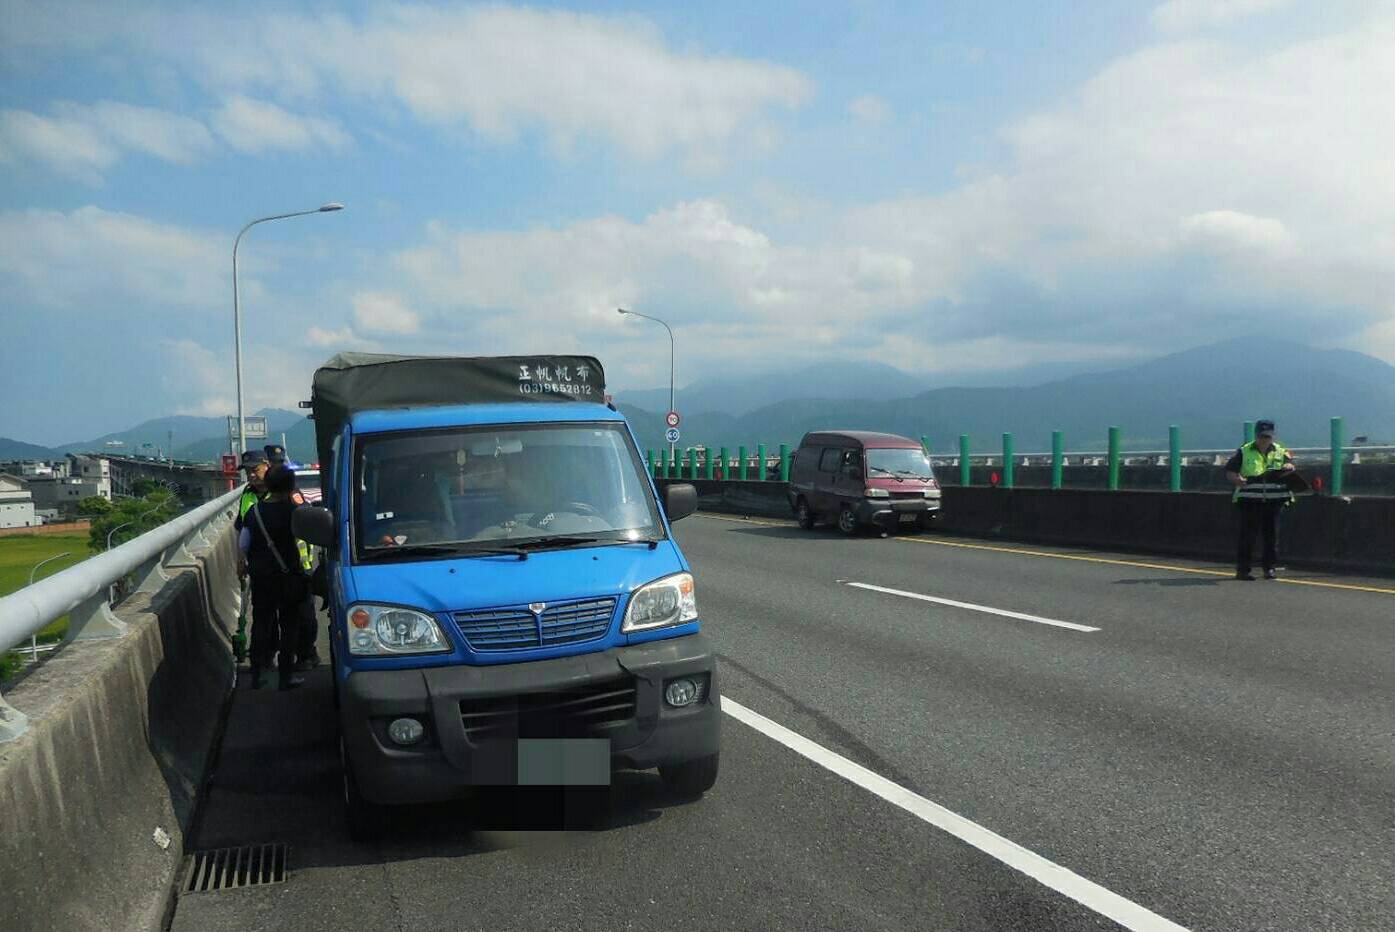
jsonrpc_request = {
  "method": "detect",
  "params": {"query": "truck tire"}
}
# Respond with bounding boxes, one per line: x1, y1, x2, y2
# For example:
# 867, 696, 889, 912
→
795, 497, 816, 530
342, 738, 386, 842
660, 753, 720, 797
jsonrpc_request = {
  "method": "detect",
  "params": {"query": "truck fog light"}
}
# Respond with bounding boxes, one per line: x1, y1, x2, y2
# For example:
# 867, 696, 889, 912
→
665, 678, 700, 707
388, 718, 424, 746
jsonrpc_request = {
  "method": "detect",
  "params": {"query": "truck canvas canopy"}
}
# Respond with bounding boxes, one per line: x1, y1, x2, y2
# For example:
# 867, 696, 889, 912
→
310, 353, 606, 466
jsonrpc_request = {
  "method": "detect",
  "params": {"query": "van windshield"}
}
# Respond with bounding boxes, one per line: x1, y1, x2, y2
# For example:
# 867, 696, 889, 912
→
352, 422, 663, 561
866, 447, 934, 481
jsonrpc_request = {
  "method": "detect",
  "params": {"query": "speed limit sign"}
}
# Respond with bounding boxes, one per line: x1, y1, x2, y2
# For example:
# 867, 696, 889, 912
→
665, 427, 681, 444
665, 411, 681, 428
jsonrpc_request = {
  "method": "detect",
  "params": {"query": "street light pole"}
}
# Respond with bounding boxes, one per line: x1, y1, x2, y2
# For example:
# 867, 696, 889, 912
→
232, 202, 344, 459
617, 308, 676, 460
27, 552, 72, 661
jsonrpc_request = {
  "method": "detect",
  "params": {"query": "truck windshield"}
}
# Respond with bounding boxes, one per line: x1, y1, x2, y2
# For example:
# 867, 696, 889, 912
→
352, 422, 663, 561
867, 448, 934, 481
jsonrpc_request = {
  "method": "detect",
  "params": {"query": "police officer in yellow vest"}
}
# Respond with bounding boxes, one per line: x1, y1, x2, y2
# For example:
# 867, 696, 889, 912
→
264, 444, 320, 669
234, 449, 269, 538
1225, 419, 1295, 580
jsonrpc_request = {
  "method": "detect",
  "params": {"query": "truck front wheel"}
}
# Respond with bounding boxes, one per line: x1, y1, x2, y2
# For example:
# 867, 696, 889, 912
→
660, 753, 720, 797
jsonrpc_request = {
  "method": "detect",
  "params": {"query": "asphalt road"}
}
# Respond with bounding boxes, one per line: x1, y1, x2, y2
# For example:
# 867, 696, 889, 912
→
170, 516, 1395, 932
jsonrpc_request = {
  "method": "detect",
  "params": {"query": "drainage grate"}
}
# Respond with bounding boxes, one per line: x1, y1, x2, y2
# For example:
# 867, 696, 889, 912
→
183, 843, 289, 893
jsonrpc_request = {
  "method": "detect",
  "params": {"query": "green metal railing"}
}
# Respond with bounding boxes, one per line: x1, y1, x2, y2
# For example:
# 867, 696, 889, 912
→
649, 418, 1355, 495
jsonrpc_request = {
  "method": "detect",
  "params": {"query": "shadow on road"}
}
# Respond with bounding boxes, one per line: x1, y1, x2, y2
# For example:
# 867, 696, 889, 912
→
1113, 576, 1223, 588
187, 664, 706, 876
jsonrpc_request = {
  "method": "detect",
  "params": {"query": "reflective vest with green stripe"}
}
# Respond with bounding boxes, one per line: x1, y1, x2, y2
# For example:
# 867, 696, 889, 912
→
1232, 441, 1293, 504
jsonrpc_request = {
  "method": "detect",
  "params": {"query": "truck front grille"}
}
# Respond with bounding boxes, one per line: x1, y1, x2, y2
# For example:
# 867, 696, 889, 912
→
453, 597, 617, 651
459, 677, 637, 742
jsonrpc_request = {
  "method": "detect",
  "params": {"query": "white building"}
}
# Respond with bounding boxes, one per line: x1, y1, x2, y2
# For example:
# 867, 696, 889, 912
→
0, 474, 38, 529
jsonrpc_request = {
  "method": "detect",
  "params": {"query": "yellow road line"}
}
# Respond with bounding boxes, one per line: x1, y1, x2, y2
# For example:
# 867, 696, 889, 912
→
692, 512, 1395, 595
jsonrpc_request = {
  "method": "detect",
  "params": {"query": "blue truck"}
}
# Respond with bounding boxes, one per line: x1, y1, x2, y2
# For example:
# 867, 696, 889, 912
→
293, 353, 719, 838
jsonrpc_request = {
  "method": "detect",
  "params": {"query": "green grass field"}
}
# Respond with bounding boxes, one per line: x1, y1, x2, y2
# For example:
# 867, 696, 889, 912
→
1, 534, 90, 678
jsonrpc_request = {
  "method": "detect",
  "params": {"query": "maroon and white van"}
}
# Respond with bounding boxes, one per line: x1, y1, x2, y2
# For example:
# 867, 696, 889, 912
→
788, 431, 940, 534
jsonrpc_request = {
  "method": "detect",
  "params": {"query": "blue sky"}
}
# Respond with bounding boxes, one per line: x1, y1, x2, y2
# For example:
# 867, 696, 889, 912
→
2, 0, 1393, 445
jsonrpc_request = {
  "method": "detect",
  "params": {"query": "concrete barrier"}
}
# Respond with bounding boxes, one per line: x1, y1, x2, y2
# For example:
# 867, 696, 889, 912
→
0, 529, 236, 932
659, 477, 1395, 576
657, 478, 792, 520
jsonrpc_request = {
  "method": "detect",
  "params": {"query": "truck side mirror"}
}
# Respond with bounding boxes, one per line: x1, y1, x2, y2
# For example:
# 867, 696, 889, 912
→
293, 505, 337, 549
664, 483, 698, 522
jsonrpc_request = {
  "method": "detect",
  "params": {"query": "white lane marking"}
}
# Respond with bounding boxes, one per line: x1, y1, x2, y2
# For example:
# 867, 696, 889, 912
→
722, 696, 1187, 931
844, 581, 1100, 633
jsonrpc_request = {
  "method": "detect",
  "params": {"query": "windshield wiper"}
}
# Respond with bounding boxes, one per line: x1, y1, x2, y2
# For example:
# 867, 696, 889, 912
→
868, 466, 905, 482
513, 535, 663, 552
361, 542, 527, 561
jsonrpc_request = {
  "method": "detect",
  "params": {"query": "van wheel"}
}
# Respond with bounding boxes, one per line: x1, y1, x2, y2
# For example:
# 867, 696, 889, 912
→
837, 505, 859, 535
795, 498, 816, 530
341, 738, 386, 842
660, 753, 720, 797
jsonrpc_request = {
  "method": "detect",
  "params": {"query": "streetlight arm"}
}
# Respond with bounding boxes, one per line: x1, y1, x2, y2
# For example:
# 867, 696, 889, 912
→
29, 552, 73, 587
617, 308, 676, 416
231, 203, 343, 463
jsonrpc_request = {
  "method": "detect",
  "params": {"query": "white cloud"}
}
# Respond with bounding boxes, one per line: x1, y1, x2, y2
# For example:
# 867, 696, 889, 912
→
210, 95, 349, 153
6, 4, 812, 163
848, 95, 892, 126
1150, 0, 1292, 34
352, 291, 419, 334
0, 101, 214, 181
307, 326, 359, 348
0, 206, 223, 311
159, 339, 231, 416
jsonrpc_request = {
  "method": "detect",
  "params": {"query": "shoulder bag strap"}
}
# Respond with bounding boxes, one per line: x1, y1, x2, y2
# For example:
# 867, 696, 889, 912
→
251, 503, 291, 575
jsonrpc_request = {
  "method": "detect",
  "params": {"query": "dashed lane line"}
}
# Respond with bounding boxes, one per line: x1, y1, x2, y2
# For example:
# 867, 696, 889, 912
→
693, 513, 1395, 596
843, 580, 1100, 632
722, 696, 1188, 931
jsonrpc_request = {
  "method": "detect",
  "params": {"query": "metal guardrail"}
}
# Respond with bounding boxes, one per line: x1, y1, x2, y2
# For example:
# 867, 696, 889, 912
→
0, 486, 243, 742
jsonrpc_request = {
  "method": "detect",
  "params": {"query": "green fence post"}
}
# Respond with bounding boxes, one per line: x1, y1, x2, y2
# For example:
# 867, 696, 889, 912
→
703, 446, 713, 480
1002, 433, 1014, 489
718, 447, 729, 481
1169, 425, 1181, 492
757, 444, 768, 481
1330, 416, 1344, 496
647, 449, 655, 478
1108, 426, 1121, 491
738, 445, 748, 481
685, 449, 695, 480
959, 434, 971, 487
1051, 431, 1064, 490
1243, 420, 1255, 444
779, 444, 790, 482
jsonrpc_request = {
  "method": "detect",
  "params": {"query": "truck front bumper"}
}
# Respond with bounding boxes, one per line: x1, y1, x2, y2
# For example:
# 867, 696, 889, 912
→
341, 634, 720, 804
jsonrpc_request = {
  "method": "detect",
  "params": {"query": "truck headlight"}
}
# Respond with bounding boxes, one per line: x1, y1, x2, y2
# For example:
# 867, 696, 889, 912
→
864, 488, 889, 499
347, 603, 449, 655
622, 573, 697, 633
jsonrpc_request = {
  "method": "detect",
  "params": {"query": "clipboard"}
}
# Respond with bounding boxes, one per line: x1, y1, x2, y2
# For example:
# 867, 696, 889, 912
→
1256, 469, 1310, 493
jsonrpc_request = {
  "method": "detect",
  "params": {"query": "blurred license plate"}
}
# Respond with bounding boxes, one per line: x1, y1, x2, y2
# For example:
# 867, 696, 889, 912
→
899, 513, 919, 523
517, 739, 610, 786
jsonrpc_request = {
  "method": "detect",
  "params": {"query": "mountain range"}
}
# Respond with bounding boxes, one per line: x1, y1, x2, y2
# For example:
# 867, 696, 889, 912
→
3, 338, 1391, 464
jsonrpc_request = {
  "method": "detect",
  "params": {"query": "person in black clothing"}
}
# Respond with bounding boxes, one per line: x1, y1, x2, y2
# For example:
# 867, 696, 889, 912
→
239, 465, 308, 690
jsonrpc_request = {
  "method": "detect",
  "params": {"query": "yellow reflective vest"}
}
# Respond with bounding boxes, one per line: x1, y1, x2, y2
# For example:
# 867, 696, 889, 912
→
1232, 441, 1294, 504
